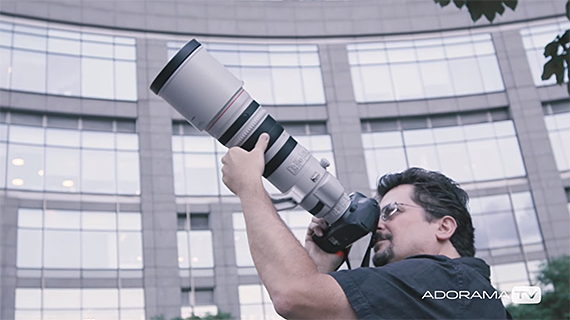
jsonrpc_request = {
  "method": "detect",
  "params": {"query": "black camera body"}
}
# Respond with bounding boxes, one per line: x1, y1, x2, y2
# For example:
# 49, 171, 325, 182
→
312, 192, 380, 253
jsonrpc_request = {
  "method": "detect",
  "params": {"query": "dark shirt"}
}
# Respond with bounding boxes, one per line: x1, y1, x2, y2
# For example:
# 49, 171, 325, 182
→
331, 254, 510, 319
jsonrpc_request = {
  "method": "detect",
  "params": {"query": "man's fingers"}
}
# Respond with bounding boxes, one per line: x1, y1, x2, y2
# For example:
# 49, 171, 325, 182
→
254, 133, 270, 153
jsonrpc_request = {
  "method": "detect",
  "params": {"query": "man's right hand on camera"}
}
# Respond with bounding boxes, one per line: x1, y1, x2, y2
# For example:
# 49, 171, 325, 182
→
305, 217, 346, 273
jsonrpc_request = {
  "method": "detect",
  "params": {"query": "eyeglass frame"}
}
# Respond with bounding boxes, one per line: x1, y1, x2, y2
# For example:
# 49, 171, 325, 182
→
380, 202, 425, 221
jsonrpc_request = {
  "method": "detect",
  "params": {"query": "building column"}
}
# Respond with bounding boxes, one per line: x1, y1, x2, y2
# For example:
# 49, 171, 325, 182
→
137, 37, 181, 319
319, 43, 373, 263
492, 30, 570, 258
0, 196, 19, 320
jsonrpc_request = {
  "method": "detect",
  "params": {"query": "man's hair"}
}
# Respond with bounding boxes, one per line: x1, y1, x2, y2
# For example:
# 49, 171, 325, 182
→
376, 167, 475, 257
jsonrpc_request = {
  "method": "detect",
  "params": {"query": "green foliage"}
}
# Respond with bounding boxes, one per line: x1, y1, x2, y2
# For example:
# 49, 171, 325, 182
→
434, 0, 570, 95
506, 256, 570, 320
150, 311, 233, 320
433, 0, 517, 22
542, 29, 570, 94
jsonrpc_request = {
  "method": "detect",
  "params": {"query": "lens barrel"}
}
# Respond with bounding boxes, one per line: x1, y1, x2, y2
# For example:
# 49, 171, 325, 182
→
150, 39, 350, 225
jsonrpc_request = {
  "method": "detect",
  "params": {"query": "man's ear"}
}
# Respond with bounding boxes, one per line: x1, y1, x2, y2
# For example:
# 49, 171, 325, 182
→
435, 216, 457, 241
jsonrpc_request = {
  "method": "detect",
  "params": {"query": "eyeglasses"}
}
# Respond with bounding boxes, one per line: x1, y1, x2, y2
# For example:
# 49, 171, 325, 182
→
380, 202, 424, 221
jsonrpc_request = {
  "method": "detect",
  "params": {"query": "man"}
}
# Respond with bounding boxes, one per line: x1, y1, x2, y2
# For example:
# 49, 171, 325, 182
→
222, 133, 510, 319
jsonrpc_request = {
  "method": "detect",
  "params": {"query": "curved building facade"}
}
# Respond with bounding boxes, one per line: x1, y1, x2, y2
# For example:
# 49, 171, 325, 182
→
0, 1, 568, 319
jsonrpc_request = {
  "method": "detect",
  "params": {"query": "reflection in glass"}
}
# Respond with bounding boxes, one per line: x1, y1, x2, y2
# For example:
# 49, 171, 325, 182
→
47, 54, 80, 96
82, 231, 118, 269
119, 232, 143, 269
11, 50, 46, 93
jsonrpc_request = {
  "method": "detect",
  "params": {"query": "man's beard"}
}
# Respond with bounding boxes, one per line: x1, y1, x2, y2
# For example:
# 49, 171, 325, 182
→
372, 232, 394, 267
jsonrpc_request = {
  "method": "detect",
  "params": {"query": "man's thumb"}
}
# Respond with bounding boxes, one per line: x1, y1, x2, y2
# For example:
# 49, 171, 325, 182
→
254, 133, 270, 152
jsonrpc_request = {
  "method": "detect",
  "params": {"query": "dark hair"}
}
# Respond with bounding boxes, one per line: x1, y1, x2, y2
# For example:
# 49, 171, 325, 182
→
376, 167, 475, 257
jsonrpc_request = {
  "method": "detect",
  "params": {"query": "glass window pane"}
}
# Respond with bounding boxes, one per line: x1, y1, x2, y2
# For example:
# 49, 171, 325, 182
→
190, 230, 214, 268
17, 229, 42, 268
436, 143, 474, 183
240, 67, 274, 105
183, 136, 215, 153
82, 57, 114, 99
13, 32, 46, 51
120, 289, 145, 308
44, 230, 80, 268
271, 68, 304, 104
45, 147, 80, 192
118, 213, 141, 231
9, 125, 45, 144
240, 51, 270, 66
82, 309, 119, 320
359, 65, 395, 102
42, 310, 80, 320
82, 131, 115, 149
403, 129, 434, 146
301, 68, 325, 104
433, 126, 465, 143
46, 128, 80, 147
117, 151, 140, 195
406, 146, 440, 172
0, 47, 11, 89
177, 231, 189, 268
239, 285, 263, 304
82, 149, 116, 193
7, 144, 44, 191
374, 148, 408, 178
173, 153, 185, 195
478, 55, 504, 92
115, 61, 137, 100
44, 289, 80, 309
48, 37, 80, 55
514, 209, 542, 245
18, 208, 43, 228
482, 212, 520, 248
390, 63, 424, 100
120, 309, 146, 320
82, 41, 113, 58
467, 140, 504, 181
448, 58, 484, 95
82, 231, 118, 268
234, 230, 253, 267
47, 54, 80, 96
419, 60, 454, 98
115, 44, 136, 60
497, 137, 526, 178
15, 289, 41, 309
82, 211, 117, 230
11, 50, 46, 93
119, 232, 143, 269
45, 209, 80, 229
116, 133, 139, 150
184, 153, 218, 195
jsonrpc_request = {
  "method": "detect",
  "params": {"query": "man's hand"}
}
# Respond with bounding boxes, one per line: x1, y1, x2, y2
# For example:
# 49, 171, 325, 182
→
305, 217, 345, 273
221, 133, 269, 198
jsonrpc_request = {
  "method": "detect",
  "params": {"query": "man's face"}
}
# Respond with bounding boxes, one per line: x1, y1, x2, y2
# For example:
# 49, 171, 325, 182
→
373, 184, 440, 267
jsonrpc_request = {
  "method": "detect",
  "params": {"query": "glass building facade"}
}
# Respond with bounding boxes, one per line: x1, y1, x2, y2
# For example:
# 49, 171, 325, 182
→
0, 2, 568, 320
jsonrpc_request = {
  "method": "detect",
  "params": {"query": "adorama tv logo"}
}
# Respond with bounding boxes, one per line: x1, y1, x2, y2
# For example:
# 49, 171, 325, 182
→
511, 286, 541, 304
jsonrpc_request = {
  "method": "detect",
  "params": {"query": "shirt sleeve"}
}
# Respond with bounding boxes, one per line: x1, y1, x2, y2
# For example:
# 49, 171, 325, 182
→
330, 258, 461, 319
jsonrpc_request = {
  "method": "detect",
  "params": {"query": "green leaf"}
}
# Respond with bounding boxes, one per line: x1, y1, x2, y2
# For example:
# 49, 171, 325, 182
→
542, 56, 565, 84
560, 29, 570, 46
466, 1, 484, 21
453, 0, 466, 9
434, 0, 451, 7
542, 57, 558, 81
504, 0, 518, 10
544, 40, 560, 58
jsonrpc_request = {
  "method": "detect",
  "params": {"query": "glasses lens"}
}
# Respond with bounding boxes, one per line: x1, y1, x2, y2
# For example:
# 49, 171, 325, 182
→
381, 202, 398, 220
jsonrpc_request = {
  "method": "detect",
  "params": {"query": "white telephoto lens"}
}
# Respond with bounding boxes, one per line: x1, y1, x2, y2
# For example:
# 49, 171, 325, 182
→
150, 39, 350, 224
